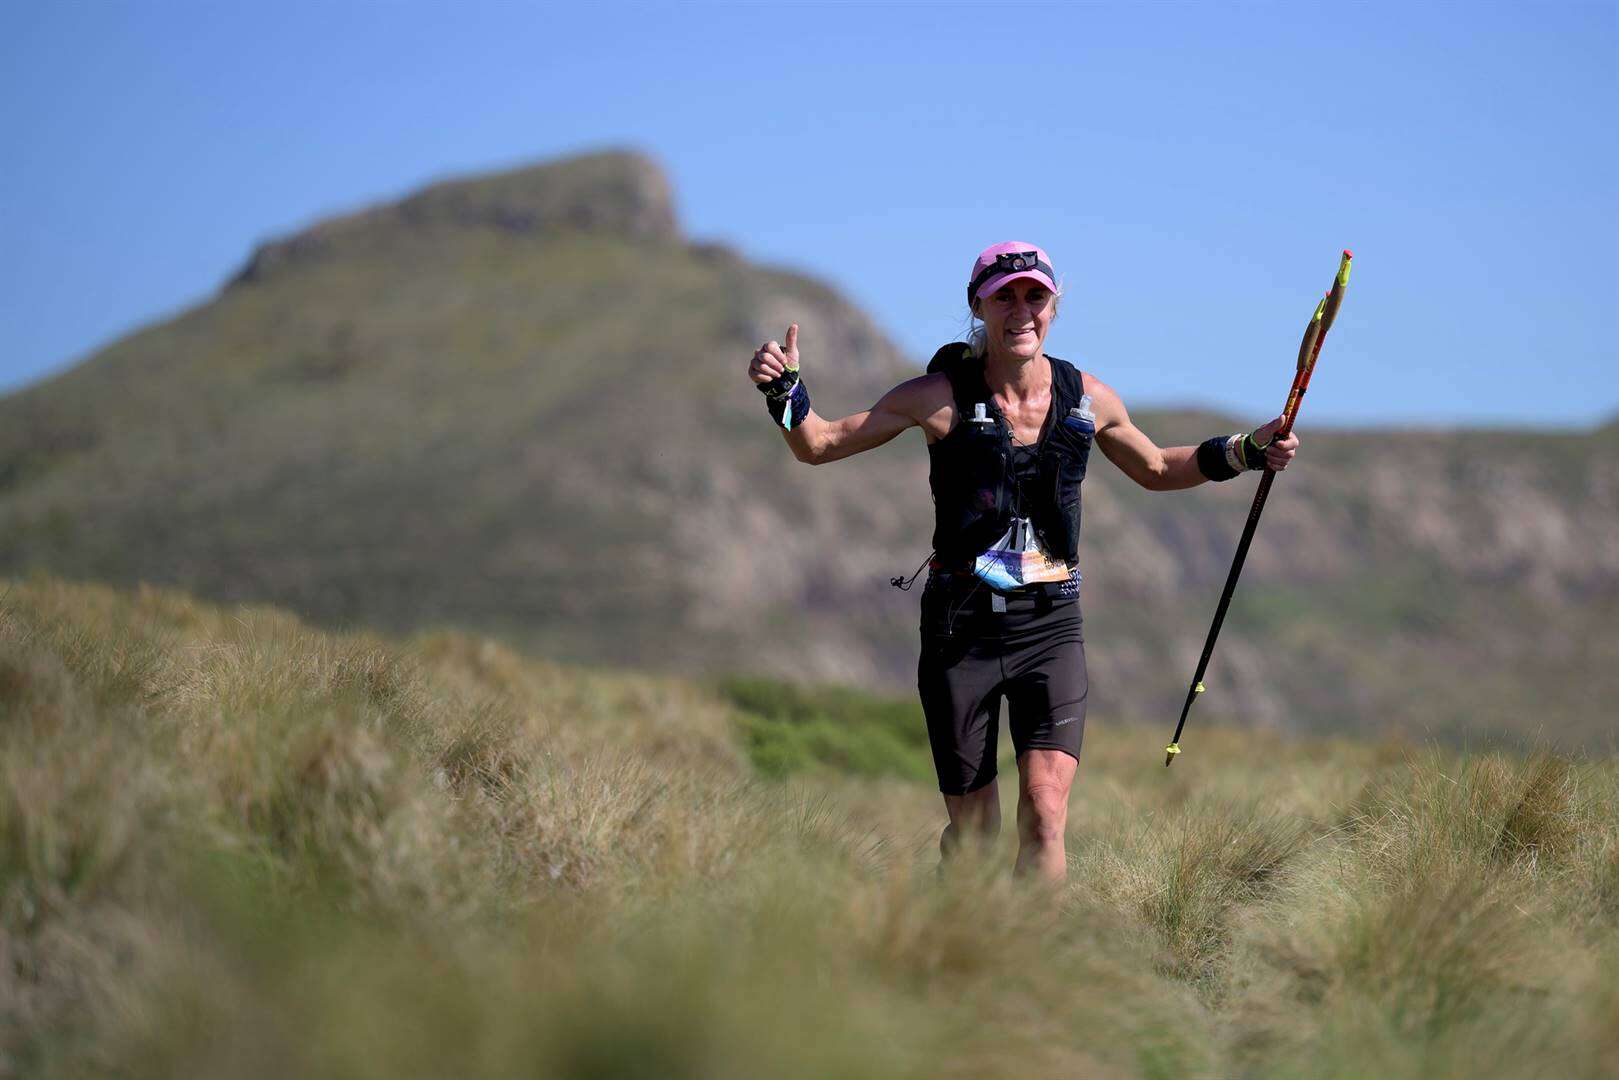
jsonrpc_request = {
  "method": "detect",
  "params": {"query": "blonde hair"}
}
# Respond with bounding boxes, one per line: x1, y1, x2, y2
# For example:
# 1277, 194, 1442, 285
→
963, 280, 1064, 359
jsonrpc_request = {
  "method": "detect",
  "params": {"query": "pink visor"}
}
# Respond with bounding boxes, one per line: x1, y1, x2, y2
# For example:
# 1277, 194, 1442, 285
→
968, 241, 1057, 305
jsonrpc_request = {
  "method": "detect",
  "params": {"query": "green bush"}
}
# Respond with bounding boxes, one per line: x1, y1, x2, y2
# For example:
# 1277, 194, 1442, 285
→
717, 675, 933, 782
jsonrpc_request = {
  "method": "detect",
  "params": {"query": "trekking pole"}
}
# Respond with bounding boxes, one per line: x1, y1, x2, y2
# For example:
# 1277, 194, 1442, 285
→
1164, 250, 1353, 767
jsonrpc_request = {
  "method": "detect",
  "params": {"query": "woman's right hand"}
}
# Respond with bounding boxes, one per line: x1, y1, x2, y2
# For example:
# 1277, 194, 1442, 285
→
749, 324, 799, 387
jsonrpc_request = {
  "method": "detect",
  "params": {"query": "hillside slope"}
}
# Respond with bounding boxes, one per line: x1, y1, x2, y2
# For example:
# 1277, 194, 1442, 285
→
1, 149, 1615, 747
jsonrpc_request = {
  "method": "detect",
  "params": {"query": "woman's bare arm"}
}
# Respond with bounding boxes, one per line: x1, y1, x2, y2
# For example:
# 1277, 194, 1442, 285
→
788, 375, 947, 464
748, 324, 948, 464
1086, 377, 1298, 491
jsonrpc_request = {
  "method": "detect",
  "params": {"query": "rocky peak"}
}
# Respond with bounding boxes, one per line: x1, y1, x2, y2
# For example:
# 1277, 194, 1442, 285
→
229, 148, 680, 287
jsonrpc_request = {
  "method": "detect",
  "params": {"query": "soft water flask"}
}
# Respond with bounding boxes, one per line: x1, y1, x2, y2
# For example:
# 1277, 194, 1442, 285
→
1067, 394, 1095, 434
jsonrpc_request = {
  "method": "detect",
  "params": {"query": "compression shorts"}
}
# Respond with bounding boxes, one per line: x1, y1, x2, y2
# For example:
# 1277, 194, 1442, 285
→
916, 574, 1088, 796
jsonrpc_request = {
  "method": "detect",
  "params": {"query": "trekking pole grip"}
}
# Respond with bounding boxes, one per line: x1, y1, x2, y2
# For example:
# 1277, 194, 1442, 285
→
1278, 251, 1352, 439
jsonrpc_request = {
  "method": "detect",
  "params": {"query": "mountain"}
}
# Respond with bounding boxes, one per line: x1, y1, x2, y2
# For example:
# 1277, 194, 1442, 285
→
3, 149, 1614, 748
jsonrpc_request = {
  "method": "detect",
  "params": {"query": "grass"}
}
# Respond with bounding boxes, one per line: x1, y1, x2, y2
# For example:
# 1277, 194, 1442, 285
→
3, 575, 1616, 1077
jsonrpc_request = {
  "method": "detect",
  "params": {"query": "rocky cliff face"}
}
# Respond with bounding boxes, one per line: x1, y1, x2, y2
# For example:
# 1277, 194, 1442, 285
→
3, 150, 1613, 750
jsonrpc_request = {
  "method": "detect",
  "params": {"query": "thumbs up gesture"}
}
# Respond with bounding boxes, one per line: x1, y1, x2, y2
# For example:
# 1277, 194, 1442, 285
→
749, 324, 800, 390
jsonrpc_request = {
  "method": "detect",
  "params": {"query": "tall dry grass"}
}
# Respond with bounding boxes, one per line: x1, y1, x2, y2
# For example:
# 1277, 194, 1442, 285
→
2, 574, 1615, 1077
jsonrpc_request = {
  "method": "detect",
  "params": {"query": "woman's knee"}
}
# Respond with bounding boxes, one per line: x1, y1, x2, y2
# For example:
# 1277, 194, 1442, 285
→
1020, 783, 1069, 844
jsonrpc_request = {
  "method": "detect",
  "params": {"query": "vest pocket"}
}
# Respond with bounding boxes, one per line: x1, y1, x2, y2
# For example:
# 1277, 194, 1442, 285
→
933, 435, 1009, 564
1058, 494, 1082, 555
1049, 420, 1093, 483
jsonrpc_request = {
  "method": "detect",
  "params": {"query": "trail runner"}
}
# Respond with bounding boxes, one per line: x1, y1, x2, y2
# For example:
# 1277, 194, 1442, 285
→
746, 242, 1299, 884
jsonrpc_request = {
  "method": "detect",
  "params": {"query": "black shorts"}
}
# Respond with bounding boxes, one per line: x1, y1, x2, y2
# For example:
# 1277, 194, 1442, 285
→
916, 577, 1088, 796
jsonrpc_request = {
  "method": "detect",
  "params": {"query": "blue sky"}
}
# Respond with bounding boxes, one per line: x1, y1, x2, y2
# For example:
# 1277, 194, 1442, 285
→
4, 1, 1614, 426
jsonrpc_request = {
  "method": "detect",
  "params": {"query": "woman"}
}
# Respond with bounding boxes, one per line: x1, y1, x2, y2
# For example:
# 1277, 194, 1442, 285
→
746, 241, 1298, 884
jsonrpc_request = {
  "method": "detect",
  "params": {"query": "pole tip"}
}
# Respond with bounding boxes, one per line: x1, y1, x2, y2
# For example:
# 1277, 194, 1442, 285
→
1343, 249, 1353, 258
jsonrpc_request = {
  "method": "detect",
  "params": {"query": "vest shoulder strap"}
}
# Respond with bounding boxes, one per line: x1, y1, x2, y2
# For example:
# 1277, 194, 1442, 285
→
1046, 355, 1086, 407
926, 343, 988, 411
925, 342, 974, 374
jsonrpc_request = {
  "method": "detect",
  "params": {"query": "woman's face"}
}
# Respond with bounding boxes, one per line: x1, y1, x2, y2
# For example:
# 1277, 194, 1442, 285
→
975, 278, 1054, 361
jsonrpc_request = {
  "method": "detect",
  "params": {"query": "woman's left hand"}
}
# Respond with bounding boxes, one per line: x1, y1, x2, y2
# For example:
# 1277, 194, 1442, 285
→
1251, 415, 1300, 471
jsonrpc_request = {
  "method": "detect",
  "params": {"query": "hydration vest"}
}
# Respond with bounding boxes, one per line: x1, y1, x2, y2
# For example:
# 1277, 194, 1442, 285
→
924, 343, 1094, 570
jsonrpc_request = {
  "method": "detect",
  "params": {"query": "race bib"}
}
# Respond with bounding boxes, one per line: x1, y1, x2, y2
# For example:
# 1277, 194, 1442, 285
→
971, 517, 1076, 593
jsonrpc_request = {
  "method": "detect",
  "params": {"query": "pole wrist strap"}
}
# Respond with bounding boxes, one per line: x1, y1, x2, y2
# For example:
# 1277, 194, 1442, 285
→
1237, 431, 1272, 470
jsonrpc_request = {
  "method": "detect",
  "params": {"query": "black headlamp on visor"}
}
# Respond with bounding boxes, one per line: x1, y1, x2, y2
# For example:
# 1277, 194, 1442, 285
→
967, 251, 1057, 306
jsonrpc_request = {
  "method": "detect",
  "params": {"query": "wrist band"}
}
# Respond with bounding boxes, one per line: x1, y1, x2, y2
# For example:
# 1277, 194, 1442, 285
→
1197, 436, 1240, 481
1222, 432, 1249, 474
759, 370, 811, 431
1196, 431, 1269, 481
